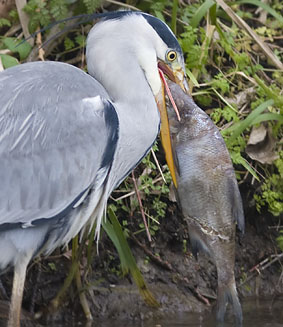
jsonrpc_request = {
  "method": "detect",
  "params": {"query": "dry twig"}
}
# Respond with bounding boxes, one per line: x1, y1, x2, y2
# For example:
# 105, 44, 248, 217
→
132, 171, 152, 242
0, 57, 4, 72
36, 28, 45, 61
215, 0, 283, 70
240, 253, 283, 287
15, 0, 34, 46
131, 234, 173, 271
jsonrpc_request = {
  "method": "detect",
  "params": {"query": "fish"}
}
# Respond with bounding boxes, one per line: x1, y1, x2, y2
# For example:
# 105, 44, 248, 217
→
165, 80, 245, 325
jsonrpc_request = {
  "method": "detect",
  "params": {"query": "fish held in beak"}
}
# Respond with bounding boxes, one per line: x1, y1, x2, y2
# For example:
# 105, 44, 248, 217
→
166, 80, 244, 325
155, 62, 187, 188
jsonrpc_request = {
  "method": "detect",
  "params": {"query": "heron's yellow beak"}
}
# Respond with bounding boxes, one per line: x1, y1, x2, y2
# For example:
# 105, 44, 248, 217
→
155, 62, 188, 188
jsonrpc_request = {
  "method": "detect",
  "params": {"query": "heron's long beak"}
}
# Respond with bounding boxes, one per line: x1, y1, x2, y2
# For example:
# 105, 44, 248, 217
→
158, 61, 189, 93
155, 62, 188, 188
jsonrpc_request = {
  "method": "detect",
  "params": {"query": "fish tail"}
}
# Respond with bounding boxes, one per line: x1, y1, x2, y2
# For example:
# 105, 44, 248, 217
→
216, 282, 243, 326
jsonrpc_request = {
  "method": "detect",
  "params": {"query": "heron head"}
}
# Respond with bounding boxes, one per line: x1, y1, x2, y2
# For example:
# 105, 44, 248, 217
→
86, 12, 188, 186
140, 13, 188, 187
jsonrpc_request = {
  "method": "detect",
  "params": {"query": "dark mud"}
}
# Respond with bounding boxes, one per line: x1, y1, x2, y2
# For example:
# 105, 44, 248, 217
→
0, 199, 282, 326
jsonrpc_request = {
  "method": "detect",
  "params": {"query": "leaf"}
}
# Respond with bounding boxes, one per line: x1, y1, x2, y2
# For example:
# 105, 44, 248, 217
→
103, 208, 159, 308
251, 113, 283, 125
3, 37, 32, 60
0, 54, 19, 69
24, 0, 51, 32
237, 0, 283, 23
276, 234, 283, 252
64, 37, 75, 50
0, 18, 11, 28
75, 34, 86, 47
50, 0, 68, 20
48, 262, 57, 271
246, 125, 279, 164
254, 75, 283, 110
230, 151, 259, 180
83, 0, 102, 14
190, 0, 215, 28
225, 99, 274, 141
186, 68, 200, 87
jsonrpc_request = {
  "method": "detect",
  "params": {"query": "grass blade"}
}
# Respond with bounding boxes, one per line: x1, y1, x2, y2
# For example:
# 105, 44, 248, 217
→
224, 99, 274, 141
237, 0, 283, 23
190, 0, 215, 28
254, 75, 283, 109
212, 87, 238, 112
251, 113, 283, 125
231, 152, 259, 180
171, 0, 178, 34
102, 208, 160, 307
209, 3, 217, 25
186, 68, 200, 87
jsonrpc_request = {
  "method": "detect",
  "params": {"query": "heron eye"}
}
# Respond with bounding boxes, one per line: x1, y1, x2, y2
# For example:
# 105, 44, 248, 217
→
167, 50, 177, 62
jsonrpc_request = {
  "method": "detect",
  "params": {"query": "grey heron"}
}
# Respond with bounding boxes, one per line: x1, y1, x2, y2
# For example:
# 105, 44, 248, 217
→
0, 11, 187, 327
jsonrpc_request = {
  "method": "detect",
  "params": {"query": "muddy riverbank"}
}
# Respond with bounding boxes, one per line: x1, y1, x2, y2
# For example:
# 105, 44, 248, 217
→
0, 199, 282, 326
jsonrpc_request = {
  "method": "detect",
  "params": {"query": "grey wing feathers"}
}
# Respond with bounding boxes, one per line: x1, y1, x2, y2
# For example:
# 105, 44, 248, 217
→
0, 61, 118, 226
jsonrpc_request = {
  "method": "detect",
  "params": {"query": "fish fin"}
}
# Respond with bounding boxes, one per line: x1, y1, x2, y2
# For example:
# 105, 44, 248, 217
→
216, 283, 243, 326
228, 178, 245, 234
188, 228, 210, 259
190, 237, 199, 259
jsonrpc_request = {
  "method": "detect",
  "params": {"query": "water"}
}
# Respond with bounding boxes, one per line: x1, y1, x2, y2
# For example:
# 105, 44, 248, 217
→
1, 297, 283, 326
87, 297, 283, 327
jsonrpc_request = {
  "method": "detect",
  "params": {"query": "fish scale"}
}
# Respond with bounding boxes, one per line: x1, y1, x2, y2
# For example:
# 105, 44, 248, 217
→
166, 80, 244, 325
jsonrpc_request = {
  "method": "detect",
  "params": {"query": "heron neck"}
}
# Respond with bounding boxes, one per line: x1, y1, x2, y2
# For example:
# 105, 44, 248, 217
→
102, 62, 160, 192
86, 34, 161, 181
89, 52, 160, 126
112, 62, 160, 150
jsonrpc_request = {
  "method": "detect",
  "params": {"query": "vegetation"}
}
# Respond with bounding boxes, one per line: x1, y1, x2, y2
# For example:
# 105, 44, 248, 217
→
0, 0, 282, 317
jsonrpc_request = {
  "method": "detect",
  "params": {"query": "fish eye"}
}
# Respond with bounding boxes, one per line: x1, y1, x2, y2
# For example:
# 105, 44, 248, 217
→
166, 50, 177, 62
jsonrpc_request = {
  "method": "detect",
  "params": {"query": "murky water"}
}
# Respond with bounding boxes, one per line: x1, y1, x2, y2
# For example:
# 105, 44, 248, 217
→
1, 297, 283, 326
87, 297, 283, 327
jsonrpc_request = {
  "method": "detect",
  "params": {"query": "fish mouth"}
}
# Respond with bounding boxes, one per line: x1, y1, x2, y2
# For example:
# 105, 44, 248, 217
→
155, 61, 188, 188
